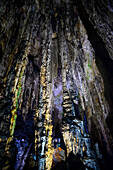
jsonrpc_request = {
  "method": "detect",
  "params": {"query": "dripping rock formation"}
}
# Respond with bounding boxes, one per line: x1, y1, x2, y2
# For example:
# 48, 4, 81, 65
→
0, 0, 113, 169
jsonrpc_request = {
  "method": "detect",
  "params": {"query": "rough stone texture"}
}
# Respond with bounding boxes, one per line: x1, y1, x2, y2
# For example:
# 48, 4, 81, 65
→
0, 0, 113, 169
79, 0, 113, 60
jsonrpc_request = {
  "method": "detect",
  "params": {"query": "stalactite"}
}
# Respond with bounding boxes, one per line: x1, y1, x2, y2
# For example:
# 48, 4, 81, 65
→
0, 0, 113, 169
5, 42, 30, 152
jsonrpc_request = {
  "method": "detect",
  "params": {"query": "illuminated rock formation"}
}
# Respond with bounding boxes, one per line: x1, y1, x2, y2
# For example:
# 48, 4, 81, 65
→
0, 0, 113, 169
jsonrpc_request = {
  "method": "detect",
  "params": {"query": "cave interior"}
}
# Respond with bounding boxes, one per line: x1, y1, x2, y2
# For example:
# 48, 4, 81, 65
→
0, 0, 113, 169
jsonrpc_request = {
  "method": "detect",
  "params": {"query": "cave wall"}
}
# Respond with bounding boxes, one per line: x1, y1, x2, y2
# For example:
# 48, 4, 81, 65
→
74, 0, 113, 147
79, 0, 113, 60
0, 0, 113, 169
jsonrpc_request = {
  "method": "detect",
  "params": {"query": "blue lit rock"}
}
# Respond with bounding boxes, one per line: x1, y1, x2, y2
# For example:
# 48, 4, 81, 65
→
0, 0, 113, 169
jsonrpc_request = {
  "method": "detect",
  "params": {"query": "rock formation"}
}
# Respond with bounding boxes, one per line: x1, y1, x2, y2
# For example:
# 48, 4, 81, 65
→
0, 0, 113, 169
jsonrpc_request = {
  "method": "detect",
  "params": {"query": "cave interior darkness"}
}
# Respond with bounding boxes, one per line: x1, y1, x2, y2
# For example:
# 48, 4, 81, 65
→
0, 0, 113, 170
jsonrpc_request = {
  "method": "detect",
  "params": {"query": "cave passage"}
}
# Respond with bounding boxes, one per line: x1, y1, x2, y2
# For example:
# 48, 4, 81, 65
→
0, 0, 113, 170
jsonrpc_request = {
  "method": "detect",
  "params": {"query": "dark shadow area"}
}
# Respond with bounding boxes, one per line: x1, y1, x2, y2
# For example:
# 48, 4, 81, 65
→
14, 110, 35, 144
51, 160, 68, 170
51, 152, 85, 170
68, 152, 85, 170
53, 123, 67, 153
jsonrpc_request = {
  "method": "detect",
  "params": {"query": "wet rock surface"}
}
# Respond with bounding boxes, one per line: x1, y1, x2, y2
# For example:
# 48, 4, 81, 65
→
0, 0, 113, 169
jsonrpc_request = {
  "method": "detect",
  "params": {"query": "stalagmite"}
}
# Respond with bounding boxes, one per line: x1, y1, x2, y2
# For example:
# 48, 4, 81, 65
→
0, 0, 113, 169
